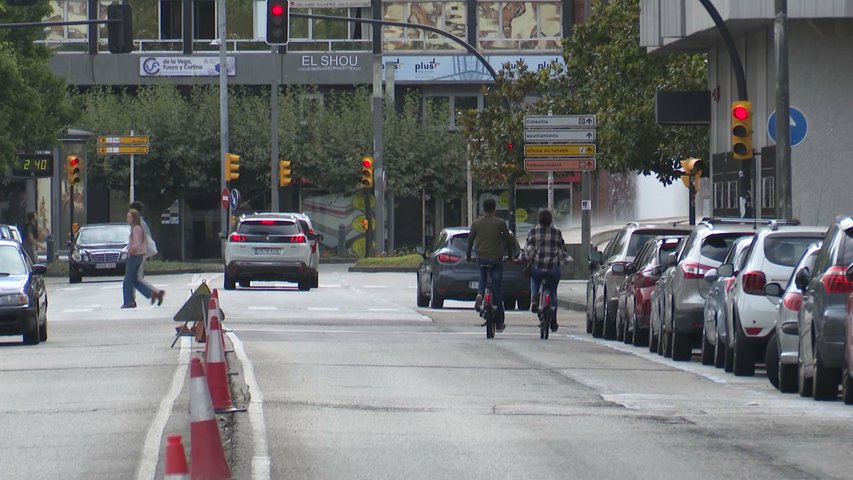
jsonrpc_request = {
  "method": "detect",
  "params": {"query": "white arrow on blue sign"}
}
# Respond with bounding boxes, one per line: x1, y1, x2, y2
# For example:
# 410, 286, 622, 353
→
768, 106, 808, 147
229, 188, 240, 210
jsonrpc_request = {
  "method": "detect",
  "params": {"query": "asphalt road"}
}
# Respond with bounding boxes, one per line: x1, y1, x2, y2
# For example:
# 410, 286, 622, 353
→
1, 266, 852, 479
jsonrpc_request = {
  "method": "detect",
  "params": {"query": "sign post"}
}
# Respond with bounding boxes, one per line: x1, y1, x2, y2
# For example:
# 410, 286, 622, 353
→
98, 133, 150, 203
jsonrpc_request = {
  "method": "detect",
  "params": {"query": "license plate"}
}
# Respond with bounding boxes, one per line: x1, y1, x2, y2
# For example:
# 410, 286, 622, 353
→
96, 263, 116, 269
469, 281, 479, 290
254, 248, 281, 255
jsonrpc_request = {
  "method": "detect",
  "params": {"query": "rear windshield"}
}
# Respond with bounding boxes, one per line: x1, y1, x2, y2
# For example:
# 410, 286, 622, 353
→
0, 245, 26, 275
450, 232, 520, 256
77, 225, 131, 245
627, 231, 688, 258
238, 220, 299, 236
701, 233, 750, 263
841, 228, 853, 265
764, 236, 825, 267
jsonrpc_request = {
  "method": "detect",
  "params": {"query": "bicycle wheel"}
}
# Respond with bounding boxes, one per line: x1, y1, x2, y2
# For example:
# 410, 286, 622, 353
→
540, 306, 551, 340
485, 307, 495, 339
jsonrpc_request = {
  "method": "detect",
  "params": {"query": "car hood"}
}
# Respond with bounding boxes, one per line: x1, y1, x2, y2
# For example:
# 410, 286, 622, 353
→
0, 275, 27, 293
76, 242, 128, 250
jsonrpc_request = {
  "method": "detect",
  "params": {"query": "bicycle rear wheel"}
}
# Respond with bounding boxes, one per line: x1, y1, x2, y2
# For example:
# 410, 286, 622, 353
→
540, 308, 550, 339
485, 307, 495, 339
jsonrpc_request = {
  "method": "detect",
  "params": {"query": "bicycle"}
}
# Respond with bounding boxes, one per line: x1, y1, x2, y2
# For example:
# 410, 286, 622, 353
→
536, 274, 557, 340
479, 264, 497, 339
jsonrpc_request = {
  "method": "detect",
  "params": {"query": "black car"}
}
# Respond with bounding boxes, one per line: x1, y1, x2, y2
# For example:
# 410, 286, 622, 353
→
416, 227, 530, 309
0, 239, 48, 345
69, 223, 131, 283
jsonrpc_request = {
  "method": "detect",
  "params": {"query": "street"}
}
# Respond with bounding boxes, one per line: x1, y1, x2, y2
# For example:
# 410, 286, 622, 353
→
1, 265, 852, 479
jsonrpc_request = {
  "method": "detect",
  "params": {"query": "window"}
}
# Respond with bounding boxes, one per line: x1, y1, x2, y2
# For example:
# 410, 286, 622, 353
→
761, 176, 775, 209
477, 1, 562, 51
160, 0, 183, 40
383, 1, 467, 51
714, 182, 725, 210
157, 0, 215, 40
727, 180, 738, 209
45, 1, 115, 42
425, 94, 482, 129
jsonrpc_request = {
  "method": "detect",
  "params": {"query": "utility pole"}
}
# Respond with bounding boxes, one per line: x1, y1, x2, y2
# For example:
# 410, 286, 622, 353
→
271, 49, 280, 211
218, 0, 229, 237
775, 0, 793, 220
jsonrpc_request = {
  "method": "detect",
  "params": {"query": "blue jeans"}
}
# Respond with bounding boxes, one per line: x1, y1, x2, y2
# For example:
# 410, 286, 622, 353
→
531, 266, 560, 313
477, 257, 505, 323
123, 254, 152, 305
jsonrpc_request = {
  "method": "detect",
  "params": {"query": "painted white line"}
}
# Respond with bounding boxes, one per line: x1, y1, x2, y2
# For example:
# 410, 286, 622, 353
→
248, 306, 278, 311
319, 284, 342, 288
136, 336, 191, 480
101, 285, 123, 290
226, 332, 270, 480
308, 307, 340, 312
58, 287, 84, 292
63, 308, 94, 313
362, 285, 386, 289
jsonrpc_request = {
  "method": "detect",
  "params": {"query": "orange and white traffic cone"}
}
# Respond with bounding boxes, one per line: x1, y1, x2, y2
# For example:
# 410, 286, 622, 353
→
206, 315, 245, 413
189, 357, 231, 480
164, 435, 190, 480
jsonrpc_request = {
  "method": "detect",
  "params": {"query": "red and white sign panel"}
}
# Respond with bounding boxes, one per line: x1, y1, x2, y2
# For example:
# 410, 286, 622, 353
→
523, 158, 597, 172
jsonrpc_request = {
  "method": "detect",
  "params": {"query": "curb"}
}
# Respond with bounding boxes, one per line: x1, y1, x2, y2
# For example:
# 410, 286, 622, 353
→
559, 299, 587, 312
348, 266, 418, 273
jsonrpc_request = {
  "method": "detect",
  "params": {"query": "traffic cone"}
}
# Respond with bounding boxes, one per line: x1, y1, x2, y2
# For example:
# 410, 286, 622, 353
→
164, 435, 190, 480
189, 357, 231, 480
206, 315, 245, 413
204, 297, 218, 359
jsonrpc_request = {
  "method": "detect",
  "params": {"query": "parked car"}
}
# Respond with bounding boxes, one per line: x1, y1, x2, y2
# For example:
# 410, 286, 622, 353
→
844, 263, 853, 404
797, 215, 853, 399
416, 227, 530, 309
252, 212, 322, 288
0, 238, 48, 345
68, 223, 131, 283
701, 236, 754, 368
657, 218, 765, 361
587, 222, 691, 340
223, 213, 315, 291
724, 224, 826, 376
0, 224, 23, 244
764, 242, 822, 392
614, 235, 686, 346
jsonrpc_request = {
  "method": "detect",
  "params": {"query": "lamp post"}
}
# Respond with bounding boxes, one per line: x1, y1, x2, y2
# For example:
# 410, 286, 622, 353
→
217, 0, 229, 238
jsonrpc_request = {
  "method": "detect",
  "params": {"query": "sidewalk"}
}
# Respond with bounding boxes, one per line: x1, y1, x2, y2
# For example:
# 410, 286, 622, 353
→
557, 279, 588, 312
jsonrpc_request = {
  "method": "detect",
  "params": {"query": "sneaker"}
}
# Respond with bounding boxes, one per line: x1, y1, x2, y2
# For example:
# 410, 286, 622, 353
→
530, 297, 539, 313
474, 294, 483, 312
496, 322, 506, 333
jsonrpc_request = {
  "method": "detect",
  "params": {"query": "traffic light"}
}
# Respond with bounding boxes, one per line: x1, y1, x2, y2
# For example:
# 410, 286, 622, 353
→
266, 0, 290, 45
279, 160, 292, 187
679, 158, 704, 190
225, 153, 240, 181
506, 141, 514, 152
66, 154, 81, 185
360, 157, 374, 188
731, 100, 753, 160
107, 4, 134, 54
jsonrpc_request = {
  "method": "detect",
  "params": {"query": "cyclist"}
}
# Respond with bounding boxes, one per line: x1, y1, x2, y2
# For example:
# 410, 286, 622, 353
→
466, 198, 514, 332
518, 209, 570, 332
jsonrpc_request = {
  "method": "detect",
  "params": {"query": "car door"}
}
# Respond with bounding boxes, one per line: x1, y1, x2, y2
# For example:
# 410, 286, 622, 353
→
421, 231, 447, 296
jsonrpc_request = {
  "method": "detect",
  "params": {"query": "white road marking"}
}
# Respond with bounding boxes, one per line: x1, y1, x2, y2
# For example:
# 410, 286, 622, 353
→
58, 287, 84, 292
319, 284, 342, 288
136, 336, 190, 480
248, 306, 278, 311
100, 285, 123, 290
226, 332, 271, 480
308, 307, 340, 312
361, 285, 386, 289
63, 308, 95, 313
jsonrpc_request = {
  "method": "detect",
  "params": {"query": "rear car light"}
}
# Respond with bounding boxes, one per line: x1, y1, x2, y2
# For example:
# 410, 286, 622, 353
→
745, 327, 763, 336
781, 292, 803, 312
681, 262, 713, 279
742, 271, 767, 295
822, 266, 853, 294
437, 253, 460, 264
229, 233, 247, 242
291, 234, 307, 244
724, 277, 737, 293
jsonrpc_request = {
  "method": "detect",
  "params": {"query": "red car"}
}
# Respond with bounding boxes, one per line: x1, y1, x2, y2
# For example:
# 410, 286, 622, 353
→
844, 263, 853, 404
614, 235, 686, 346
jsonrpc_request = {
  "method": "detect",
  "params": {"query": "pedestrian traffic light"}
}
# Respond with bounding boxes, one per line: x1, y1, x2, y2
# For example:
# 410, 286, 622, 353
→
225, 153, 240, 181
265, 0, 290, 45
66, 154, 81, 185
360, 156, 374, 188
731, 101, 753, 160
679, 158, 704, 191
107, 4, 134, 54
279, 160, 292, 187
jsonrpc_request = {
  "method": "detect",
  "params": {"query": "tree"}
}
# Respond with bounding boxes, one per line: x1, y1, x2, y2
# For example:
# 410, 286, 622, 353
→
561, 0, 707, 182
0, 2, 73, 168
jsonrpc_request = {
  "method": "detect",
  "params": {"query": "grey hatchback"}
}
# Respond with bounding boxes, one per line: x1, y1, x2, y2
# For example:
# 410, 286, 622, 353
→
416, 227, 530, 309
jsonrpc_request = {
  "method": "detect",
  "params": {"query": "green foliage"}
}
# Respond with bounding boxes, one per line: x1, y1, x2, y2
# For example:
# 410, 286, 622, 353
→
560, 0, 708, 183
354, 253, 422, 268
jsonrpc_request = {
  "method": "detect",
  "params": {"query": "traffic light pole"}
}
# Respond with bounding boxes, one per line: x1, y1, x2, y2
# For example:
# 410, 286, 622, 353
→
775, 0, 793, 220
218, 0, 229, 237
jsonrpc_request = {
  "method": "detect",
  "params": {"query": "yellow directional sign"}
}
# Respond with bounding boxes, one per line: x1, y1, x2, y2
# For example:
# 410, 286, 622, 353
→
523, 144, 596, 157
97, 135, 150, 145
523, 158, 597, 172
97, 145, 149, 155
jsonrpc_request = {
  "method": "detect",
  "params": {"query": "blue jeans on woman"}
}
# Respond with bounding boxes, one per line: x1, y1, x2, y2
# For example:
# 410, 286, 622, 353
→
123, 254, 152, 305
531, 266, 560, 312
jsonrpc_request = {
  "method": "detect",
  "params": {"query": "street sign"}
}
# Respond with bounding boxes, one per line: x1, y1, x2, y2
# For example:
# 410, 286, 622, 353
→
523, 144, 596, 157
98, 135, 149, 145
768, 106, 808, 147
524, 115, 596, 128
524, 129, 596, 143
524, 158, 597, 172
221, 188, 230, 209
97, 145, 149, 155
229, 188, 240, 210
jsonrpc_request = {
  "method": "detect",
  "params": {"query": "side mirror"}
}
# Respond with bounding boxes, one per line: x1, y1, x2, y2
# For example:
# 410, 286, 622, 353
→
589, 251, 603, 264
652, 265, 664, 276
716, 263, 734, 278
704, 268, 719, 283
664, 252, 677, 268
31, 264, 48, 275
66, 240, 72, 247
624, 263, 637, 275
795, 267, 811, 291
611, 263, 625, 274
317, 234, 324, 241
847, 263, 853, 282
764, 282, 784, 298
415, 246, 426, 258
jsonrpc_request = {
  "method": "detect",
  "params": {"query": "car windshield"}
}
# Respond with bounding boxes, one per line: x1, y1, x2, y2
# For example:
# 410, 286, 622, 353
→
77, 225, 131, 245
450, 232, 520, 256
701, 233, 750, 263
238, 220, 299, 236
764, 236, 825, 267
0, 245, 27, 275
627, 231, 687, 258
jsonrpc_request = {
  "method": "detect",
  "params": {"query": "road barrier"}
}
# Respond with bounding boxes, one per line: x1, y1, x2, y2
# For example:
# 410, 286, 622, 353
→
206, 315, 245, 413
189, 357, 232, 480
164, 435, 190, 480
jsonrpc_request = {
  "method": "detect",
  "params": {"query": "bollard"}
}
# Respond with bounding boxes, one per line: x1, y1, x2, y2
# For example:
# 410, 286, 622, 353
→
337, 223, 346, 257
45, 234, 54, 264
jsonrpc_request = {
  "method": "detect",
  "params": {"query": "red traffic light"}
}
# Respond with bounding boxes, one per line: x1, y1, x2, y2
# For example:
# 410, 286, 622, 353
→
271, 4, 284, 16
732, 105, 749, 121
362, 159, 373, 168
69, 157, 80, 167
506, 142, 514, 151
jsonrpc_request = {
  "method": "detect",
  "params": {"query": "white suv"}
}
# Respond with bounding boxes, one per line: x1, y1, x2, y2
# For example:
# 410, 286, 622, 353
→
223, 213, 314, 291
725, 223, 826, 376
261, 212, 322, 288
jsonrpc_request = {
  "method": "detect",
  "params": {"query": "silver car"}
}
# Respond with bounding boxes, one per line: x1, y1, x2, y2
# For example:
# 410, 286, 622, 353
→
764, 243, 822, 392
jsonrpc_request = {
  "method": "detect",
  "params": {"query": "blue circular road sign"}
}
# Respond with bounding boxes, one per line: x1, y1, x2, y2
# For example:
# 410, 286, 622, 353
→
768, 106, 808, 147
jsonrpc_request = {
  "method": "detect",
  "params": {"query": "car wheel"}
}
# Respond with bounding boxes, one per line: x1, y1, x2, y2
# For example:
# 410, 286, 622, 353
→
69, 273, 82, 284
22, 314, 40, 345
603, 294, 616, 340
779, 361, 798, 393
671, 325, 692, 361
416, 275, 429, 308
622, 311, 633, 345
503, 298, 516, 311
311, 272, 319, 288
812, 348, 839, 401
38, 312, 48, 343
700, 323, 715, 366
429, 277, 444, 309
585, 285, 594, 334
842, 367, 853, 405
517, 297, 531, 311
714, 328, 726, 369
591, 294, 604, 338
732, 317, 755, 376
223, 268, 236, 291
239, 279, 251, 288
632, 313, 646, 347
615, 304, 625, 342
764, 332, 780, 389
648, 316, 658, 352
797, 343, 813, 397
298, 279, 311, 291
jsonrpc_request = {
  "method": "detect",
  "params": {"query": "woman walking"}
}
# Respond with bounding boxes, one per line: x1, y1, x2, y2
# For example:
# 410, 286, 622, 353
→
122, 209, 164, 308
